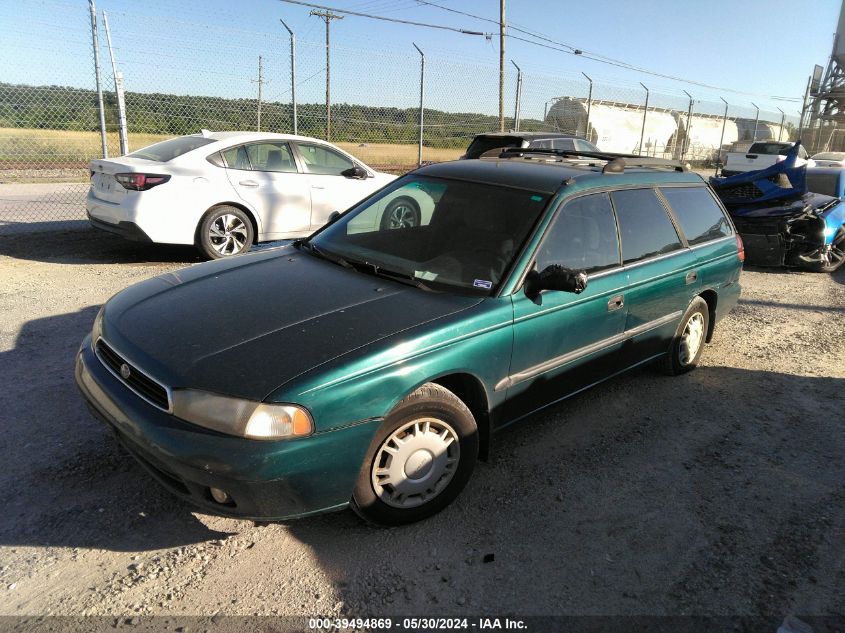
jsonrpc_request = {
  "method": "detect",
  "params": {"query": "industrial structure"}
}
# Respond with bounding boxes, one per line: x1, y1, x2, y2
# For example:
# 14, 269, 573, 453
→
805, 0, 845, 152
545, 98, 786, 163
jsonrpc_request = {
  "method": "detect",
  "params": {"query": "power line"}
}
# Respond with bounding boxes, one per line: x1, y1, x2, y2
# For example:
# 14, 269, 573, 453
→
277, 0, 491, 37
415, 0, 801, 102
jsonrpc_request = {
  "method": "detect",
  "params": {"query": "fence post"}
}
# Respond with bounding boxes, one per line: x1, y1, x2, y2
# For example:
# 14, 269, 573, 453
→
682, 90, 694, 161
88, 0, 108, 158
280, 19, 297, 135
511, 60, 522, 131
716, 97, 728, 176
776, 107, 785, 142
102, 11, 128, 155
751, 102, 759, 141
582, 73, 593, 141
413, 43, 425, 167
639, 82, 649, 156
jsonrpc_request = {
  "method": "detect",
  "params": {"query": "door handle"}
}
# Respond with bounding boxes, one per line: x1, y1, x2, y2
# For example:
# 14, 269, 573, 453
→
607, 294, 624, 311
685, 270, 698, 285
238, 180, 259, 188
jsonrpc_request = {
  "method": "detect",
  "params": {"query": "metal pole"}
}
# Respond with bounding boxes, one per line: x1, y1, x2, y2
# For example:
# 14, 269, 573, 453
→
256, 56, 263, 131
751, 102, 759, 141
682, 90, 693, 161
639, 82, 649, 156
798, 75, 811, 140
582, 73, 593, 142
776, 107, 785, 142
88, 0, 108, 158
716, 97, 728, 176
310, 10, 343, 141
414, 43, 425, 167
280, 19, 297, 135
102, 11, 128, 155
511, 60, 522, 132
499, 0, 505, 132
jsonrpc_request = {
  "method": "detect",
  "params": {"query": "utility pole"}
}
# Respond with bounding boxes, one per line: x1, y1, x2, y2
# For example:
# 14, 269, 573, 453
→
499, 0, 505, 132
311, 9, 343, 140
252, 56, 268, 131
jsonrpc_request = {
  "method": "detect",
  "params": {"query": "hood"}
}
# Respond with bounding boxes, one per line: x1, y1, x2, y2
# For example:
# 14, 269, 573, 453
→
101, 246, 482, 400
728, 192, 839, 218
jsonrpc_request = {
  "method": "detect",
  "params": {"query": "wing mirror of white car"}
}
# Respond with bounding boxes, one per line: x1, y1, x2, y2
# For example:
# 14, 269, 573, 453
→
341, 166, 369, 179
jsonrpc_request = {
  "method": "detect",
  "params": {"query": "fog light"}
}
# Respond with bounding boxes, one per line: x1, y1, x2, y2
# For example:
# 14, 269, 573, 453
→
209, 487, 230, 504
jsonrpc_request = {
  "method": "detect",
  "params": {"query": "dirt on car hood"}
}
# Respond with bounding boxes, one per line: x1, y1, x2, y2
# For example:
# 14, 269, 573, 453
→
100, 245, 482, 400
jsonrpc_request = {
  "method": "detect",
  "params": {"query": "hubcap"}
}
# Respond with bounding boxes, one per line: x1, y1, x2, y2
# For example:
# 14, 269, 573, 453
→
209, 214, 248, 255
387, 204, 417, 229
371, 417, 460, 509
679, 312, 705, 365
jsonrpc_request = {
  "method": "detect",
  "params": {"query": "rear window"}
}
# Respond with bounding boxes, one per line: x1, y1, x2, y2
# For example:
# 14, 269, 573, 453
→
611, 188, 682, 264
748, 142, 792, 156
129, 136, 216, 162
660, 187, 732, 246
465, 135, 523, 159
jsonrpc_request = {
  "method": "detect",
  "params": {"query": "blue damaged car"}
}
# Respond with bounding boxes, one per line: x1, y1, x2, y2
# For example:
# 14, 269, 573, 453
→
711, 142, 845, 272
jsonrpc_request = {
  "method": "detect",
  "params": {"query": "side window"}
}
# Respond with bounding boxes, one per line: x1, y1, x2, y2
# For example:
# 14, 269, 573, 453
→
536, 192, 620, 273
244, 142, 297, 173
611, 188, 682, 264
576, 139, 599, 153
659, 187, 732, 246
297, 143, 355, 176
221, 145, 251, 170
798, 146, 808, 159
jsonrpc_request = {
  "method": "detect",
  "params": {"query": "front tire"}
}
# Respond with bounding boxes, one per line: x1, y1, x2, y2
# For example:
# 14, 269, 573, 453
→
658, 297, 710, 376
196, 205, 254, 260
351, 383, 478, 526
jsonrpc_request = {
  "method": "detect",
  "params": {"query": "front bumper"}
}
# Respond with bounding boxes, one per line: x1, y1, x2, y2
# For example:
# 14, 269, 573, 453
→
75, 336, 380, 520
732, 216, 831, 270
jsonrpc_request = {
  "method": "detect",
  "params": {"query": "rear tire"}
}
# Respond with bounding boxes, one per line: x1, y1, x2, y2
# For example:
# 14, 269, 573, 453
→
379, 197, 421, 230
351, 383, 478, 526
196, 205, 254, 260
658, 297, 710, 376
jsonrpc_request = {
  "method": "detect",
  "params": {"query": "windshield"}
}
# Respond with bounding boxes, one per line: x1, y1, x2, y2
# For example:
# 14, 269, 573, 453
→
464, 135, 523, 158
129, 135, 216, 162
306, 175, 551, 295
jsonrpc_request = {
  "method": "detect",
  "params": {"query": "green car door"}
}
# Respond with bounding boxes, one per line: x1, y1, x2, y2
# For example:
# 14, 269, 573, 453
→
502, 192, 629, 422
609, 187, 700, 364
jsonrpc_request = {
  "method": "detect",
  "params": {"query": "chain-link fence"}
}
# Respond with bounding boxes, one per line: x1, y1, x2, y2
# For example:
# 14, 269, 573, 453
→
0, 0, 811, 233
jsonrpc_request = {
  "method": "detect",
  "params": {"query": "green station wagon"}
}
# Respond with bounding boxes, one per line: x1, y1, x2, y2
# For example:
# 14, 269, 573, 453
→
76, 149, 744, 525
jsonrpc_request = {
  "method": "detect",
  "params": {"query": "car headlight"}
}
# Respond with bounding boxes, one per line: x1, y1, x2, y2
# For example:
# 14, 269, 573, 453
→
92, 306, 105, 348
171, 390, 313, 440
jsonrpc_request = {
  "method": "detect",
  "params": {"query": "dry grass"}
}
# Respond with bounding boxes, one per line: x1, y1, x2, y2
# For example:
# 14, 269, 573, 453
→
0, 129, 463, 182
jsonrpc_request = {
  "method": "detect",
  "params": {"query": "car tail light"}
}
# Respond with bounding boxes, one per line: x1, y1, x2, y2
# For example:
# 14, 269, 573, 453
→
736, 233, 745, 263
114, 173, 171, 191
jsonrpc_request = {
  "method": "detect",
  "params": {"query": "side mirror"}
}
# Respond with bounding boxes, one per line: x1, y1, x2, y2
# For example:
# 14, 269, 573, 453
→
327, 210, 341, 224
524, 264, 588, 297
341, 165, 368, 179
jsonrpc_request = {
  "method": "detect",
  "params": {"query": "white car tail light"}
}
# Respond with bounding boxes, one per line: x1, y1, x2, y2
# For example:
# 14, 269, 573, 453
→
115, 173, 171, 191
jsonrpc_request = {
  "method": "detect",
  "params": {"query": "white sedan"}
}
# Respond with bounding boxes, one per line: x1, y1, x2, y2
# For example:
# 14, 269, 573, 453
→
86, 132, 398, 258
810, 151, 845, 168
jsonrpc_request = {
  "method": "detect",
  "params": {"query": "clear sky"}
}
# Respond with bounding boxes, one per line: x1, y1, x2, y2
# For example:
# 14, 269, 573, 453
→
2, 0, 840, 121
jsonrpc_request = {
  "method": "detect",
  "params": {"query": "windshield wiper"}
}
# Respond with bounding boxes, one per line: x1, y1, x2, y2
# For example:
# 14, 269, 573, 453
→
293, 239, 353, 269
363, 264, 433, 291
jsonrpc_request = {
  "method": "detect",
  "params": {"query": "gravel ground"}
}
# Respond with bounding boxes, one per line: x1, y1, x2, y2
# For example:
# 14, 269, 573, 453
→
0, 228, 843, 620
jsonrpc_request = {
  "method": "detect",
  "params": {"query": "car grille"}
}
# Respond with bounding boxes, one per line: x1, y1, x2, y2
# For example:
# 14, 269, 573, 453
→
95, 338, 171, 412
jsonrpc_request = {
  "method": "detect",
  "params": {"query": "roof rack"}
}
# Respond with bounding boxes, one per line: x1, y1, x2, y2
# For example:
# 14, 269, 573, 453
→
497, 147, 688, 172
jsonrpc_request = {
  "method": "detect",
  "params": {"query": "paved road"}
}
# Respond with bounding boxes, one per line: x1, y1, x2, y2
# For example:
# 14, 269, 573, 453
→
0, 182, 88, 232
